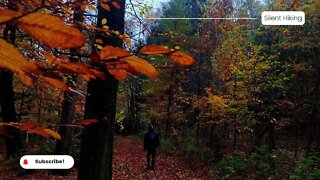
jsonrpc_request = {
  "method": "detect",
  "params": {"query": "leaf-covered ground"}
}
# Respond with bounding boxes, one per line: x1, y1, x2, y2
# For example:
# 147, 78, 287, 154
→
0, 136, 208, 179
113, 136, 208, 179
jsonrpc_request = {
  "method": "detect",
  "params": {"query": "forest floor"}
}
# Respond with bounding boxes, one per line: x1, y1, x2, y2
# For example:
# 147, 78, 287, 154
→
0, 136, 209, 179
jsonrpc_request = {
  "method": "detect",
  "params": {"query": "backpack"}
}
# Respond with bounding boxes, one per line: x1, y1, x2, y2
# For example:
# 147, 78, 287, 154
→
148, 131, 157, 140
147, 131, 158, 148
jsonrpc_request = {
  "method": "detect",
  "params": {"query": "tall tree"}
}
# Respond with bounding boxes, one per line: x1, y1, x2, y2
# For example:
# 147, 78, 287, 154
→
53, 0, 84, 176
0, 1, 22, 158
78, 1, 126, 179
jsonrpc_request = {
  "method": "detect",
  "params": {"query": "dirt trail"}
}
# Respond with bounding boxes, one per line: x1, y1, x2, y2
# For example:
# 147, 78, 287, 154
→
0, 136, 208, 179
113, 136, 208, 180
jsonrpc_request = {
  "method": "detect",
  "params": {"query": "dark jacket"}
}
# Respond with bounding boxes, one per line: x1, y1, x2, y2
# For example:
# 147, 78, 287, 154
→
144, 130, 160, 151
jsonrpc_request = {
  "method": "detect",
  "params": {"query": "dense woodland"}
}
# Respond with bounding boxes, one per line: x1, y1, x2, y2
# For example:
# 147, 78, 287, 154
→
0, 0, 319, 179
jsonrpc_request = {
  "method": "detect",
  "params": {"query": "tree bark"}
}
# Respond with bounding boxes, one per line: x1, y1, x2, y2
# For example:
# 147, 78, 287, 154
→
53, 1, 84, 175
0, 71, 23, 157
0, 2, 22, 158
165, 69, 174, 138
77, 1, 125, 179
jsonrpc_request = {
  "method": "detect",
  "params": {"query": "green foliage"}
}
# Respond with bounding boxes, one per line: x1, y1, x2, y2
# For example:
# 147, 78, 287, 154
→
210, 153, 248, 180
70, 134, 81, 162
182, 136, 201, 157
137, 128, 147, 139
248, 145, 275, 178
160, 138, 174, 151
210, 145, 276, 179
37, 141, 55, 154
290, 149, 320, 180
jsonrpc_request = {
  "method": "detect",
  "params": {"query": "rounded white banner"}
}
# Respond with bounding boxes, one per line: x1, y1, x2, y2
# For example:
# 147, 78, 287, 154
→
20, 155, 74, 169
262, 11, 305, 25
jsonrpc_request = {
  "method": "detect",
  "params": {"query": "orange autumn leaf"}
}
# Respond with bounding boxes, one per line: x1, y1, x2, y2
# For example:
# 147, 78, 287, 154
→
81, 74, 91, 81
19, 123, 50, 137
75, 119, 99, 125
19, 123, 37, 130
108, 69, 128, 80
1, 122, 60, 139
139, 44, 171, 55
111, 1, 121, 9
0, 9, 20, 23
44, 129, 61, 140
116, 63, 138, 76
27, 128, 50, 137
0, 39, 39, 84
122, 56, 158, 79
17, 13, 86, 49
43, 52, 56, 65
100, 46, 131, 60
100, 2, 111, 11
87, 4, 97, 11
0, 38, 33, 72
91, 69, 106, 80
41, 76, 70, 91
169, 51, 195, 65
16, 72, 33, 86
59, 63, 94, 78
58, 63, 104, 80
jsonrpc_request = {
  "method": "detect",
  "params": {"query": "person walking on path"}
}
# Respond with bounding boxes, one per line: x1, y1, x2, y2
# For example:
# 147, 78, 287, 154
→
144, 125, 160, 170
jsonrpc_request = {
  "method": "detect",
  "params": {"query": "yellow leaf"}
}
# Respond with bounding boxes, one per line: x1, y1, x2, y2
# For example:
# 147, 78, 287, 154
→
44, 129, 61, 140
102, 18, 107, 25
0, 9, 20, 23
95, 44, 103, 50
111, 1, 121, 9
140, 44, 171, 55
169, 51, 195, 65
124, 33, 130, 38
122, 56, 158, 79
41, 76, 70, 91
100, 46, 131, 60
17, 13, 86, 49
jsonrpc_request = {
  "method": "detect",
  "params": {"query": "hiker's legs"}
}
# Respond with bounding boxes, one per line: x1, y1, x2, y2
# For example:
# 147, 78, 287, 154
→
147, 150, 151, 169
151, 150, 156, 170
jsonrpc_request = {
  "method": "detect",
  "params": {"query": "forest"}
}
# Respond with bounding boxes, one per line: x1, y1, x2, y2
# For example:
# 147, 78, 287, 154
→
0, 0, 319, 179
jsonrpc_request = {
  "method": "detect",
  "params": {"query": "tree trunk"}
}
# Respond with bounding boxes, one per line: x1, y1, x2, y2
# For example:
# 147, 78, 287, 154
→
52, 77, 77, 175
165, 70, 174, 138
0, 2, 22, 158
53, 1, 84, 175
0, 71, 23, 157
77, 1, 125, 179
306, 47, 320, 155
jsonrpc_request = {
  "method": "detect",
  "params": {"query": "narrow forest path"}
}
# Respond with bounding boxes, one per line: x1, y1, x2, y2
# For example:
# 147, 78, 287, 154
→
0, 136, 208, 179
112, 136, 208, 180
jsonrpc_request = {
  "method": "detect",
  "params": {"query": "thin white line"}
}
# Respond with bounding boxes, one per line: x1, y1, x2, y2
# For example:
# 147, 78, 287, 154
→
146, 17, 258, 20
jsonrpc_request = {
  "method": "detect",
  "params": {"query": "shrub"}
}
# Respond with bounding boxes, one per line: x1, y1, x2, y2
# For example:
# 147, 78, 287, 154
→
290, 149, 320, 180
160, 138, 174, 152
